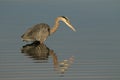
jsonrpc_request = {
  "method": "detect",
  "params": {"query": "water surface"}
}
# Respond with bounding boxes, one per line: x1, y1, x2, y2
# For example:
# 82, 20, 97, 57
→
0, 0, 120, 80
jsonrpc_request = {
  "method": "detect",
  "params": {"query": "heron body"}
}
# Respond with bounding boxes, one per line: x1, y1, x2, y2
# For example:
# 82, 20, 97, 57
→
21, 16, 76, 44
21, 23, 50, 43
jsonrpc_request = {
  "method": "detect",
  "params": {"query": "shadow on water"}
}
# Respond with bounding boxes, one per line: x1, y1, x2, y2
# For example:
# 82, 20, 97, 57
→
21, 41, 50, 61
21, 41, 74, 74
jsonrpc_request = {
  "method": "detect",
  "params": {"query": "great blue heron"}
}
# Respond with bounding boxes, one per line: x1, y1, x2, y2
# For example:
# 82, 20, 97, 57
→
21, 16, 76, 44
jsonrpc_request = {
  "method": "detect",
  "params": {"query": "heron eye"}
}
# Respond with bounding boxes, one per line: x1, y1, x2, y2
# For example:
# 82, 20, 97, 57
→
61, 16, 69, 21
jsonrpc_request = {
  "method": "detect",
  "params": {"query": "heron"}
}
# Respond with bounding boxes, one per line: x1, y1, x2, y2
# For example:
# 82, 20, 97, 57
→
21, 16, 76, 44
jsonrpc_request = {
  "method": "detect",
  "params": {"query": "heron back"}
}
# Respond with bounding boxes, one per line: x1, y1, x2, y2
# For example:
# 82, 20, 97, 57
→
22, 23, 50, 43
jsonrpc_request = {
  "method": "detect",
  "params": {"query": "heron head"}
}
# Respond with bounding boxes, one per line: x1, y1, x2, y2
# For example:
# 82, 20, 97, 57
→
59, 16, 76, 32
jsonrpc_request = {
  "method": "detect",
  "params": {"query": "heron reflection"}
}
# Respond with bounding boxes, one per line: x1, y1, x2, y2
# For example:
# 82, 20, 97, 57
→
21, 42, 74, 74
21, 41, 58, 68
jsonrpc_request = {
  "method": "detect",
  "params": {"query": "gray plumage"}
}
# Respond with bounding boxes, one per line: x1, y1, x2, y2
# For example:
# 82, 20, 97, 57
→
21, 23, 50, 43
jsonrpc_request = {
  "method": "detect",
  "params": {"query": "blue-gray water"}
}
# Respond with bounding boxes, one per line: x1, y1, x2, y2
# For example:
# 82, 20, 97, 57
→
0, 0, 120, 80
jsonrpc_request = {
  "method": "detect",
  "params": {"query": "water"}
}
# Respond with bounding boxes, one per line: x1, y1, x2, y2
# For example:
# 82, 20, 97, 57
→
0, 0, 120, 80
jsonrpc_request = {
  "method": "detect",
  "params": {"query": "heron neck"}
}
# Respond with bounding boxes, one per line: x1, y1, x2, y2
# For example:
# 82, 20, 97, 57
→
50, 18, 60, 35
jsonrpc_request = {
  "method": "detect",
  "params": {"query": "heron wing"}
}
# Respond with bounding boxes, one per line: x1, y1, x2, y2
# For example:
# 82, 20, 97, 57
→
22, 23, 50, 42
34, 23, 50, 42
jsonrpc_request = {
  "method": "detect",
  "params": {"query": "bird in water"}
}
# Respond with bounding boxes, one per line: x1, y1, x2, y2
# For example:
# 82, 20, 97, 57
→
21, 16, 76, 44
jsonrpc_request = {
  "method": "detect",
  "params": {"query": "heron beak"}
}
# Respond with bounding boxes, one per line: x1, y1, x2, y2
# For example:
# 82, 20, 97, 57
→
65, 21, 76, 32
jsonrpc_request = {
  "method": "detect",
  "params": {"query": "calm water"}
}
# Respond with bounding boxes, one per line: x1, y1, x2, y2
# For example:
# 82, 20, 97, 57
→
0, 0, 120, 80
